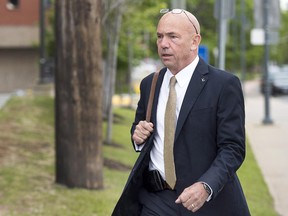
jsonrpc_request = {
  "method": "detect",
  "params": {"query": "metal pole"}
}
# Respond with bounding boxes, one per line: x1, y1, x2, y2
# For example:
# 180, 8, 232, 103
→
127, 29, 134, 108
263, 0, 273, 124
218, 0, 227, 70
171, 0, 186, 9
240, 0, 246, 85
39, 0, 46, 83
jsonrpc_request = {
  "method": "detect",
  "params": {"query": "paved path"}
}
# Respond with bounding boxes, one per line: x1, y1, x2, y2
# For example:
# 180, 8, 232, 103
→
0, 93, 12, 110
244, 80, 288, 216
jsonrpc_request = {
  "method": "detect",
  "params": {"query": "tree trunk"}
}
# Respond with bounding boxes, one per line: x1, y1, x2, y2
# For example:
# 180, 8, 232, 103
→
55, 0, 103, 189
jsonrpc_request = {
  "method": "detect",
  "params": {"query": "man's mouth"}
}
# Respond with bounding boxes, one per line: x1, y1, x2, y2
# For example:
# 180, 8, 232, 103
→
161, 54, 172, 58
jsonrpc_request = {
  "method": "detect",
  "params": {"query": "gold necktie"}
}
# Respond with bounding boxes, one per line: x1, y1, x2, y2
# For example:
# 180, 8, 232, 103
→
164, 76, 177, 189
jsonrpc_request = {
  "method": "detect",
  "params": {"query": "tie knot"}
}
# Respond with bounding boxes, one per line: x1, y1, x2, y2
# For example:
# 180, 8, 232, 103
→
170, 76, 177, 87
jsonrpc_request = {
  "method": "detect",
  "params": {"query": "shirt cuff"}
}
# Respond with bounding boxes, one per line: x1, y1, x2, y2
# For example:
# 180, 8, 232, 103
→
201, 182, 213, 202
133, 141, 145, 152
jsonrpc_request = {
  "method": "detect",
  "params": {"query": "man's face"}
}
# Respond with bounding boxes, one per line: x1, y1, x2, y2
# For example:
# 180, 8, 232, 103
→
156, 13, 199, 74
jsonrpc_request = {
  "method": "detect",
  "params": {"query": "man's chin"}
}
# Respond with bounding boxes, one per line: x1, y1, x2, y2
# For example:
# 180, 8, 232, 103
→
161, 60, 173, 68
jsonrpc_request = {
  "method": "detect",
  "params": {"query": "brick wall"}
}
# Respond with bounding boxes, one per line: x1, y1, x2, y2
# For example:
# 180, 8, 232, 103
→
0, 0, 39, 26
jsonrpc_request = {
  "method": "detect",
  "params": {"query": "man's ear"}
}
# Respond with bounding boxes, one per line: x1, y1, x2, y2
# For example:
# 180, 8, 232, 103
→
190, 34, 201, 51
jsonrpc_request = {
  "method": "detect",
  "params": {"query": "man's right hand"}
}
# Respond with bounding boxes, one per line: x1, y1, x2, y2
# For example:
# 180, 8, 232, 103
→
132, 121, 154, 145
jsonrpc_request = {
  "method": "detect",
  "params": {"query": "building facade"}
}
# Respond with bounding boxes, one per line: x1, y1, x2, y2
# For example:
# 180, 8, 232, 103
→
0, 0, 40, 92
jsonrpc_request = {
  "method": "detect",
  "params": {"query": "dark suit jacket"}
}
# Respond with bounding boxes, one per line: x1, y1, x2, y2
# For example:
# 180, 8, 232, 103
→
112, 58, 250, 216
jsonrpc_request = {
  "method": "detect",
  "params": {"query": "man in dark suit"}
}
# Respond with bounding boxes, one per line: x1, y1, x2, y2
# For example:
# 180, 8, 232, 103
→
112, 9, 250, 216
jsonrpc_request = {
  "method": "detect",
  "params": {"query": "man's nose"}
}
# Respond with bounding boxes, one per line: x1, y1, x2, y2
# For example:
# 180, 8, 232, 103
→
159, 37, 169, 49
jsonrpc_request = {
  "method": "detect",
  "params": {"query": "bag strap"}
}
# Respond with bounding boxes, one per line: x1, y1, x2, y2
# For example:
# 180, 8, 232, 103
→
146, 71, 160, 122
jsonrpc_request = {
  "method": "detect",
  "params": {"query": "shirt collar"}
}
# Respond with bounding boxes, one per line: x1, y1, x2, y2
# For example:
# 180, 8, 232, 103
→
165, 56, 199, 88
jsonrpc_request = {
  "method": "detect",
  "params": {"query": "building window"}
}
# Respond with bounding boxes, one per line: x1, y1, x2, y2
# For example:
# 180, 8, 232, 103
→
6, 0, 19, 10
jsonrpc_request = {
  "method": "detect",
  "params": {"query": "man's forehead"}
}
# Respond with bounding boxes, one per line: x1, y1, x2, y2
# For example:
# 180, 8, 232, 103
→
158, 10, 200, 34
158, 13, 191, 30
160, 12, 187, 23
157, 15, 191, 34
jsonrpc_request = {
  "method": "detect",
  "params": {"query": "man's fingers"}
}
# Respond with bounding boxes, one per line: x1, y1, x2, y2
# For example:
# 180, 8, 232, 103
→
140, 121, 154, 132
136, 125, 150, 137
175, 183, 207, 213
133, 121, 154, 144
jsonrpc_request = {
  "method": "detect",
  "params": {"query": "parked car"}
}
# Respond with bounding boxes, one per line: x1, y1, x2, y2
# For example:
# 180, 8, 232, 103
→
260, 66, 288, 96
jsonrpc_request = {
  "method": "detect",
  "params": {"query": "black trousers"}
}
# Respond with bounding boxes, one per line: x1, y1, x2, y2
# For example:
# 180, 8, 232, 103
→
138, 188, 179, 216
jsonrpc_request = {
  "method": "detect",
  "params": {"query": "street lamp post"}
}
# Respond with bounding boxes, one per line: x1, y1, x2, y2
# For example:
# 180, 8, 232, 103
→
262, 0, 273, 124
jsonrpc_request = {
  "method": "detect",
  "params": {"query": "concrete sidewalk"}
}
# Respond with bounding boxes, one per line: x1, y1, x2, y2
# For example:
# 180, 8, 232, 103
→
244, 80, 288, 216
0, 93, 12, 110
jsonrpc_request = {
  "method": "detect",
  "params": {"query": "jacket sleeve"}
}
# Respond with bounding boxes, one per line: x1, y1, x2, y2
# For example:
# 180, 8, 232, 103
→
198, 75, 246, 199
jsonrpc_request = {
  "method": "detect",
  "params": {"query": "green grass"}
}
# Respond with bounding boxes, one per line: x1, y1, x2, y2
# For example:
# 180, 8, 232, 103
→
238, 143, 277, 216
0, 95, 278, 215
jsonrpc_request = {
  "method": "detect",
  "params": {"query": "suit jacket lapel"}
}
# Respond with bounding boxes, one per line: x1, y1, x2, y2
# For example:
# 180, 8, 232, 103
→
175, 59, 209, 141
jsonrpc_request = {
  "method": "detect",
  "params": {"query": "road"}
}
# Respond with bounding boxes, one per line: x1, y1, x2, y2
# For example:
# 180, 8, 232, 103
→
244, 79, 288, 216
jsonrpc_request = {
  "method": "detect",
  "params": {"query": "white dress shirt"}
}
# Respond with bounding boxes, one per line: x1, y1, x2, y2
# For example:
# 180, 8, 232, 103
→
149, 56, 199, 179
